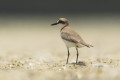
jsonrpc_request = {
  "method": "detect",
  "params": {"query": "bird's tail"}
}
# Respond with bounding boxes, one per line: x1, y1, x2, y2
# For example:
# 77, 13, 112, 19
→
86, 44, 93, 48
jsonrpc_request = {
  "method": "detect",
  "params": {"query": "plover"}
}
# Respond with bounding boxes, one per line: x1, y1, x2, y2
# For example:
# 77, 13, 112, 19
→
51, 18, 93, 64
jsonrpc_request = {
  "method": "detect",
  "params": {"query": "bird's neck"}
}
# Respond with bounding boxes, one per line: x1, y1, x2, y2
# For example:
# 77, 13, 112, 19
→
62, 23, 69, 27
65, 22, 69, 26
60, 23, 69, 31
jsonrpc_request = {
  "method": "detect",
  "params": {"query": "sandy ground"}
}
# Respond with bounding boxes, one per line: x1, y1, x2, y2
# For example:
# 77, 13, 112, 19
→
0, 15, 120, 80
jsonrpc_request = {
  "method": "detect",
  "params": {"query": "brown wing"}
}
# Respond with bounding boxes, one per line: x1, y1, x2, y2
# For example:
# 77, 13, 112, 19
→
61, 27, 90, 47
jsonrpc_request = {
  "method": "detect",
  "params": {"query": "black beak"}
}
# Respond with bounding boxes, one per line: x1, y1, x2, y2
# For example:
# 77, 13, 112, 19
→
51, 22, 59, 26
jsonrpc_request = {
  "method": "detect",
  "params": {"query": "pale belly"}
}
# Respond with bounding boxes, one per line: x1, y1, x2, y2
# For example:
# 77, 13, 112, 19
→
62, 39, 84, 48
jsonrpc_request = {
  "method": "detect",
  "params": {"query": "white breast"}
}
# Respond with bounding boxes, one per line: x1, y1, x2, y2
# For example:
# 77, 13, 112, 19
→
63, 39, 76, 48
62, 39, 84, 48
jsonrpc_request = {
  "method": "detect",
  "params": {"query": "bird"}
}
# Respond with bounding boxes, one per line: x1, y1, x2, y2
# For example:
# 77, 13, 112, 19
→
51, 18, 93, 64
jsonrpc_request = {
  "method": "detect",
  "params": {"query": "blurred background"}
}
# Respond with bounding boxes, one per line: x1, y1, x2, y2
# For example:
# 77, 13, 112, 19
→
0, 0, 120, 57
0, 0, 120, 14
0, 0, 120, 79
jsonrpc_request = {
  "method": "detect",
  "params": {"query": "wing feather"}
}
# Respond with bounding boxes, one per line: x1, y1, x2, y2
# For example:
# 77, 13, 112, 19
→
61, 27, 89, 47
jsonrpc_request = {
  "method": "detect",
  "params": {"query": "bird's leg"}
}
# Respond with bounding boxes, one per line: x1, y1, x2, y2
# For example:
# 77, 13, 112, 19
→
76, 47, 79, 64
66, 47, 70, 64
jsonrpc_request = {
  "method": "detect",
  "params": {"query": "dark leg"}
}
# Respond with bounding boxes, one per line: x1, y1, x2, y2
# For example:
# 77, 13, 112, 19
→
76, 47, 79, 64
66, 47, 70, 64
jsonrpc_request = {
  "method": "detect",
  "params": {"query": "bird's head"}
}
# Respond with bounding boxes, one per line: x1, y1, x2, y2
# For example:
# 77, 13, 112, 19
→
51, 18, 69, 26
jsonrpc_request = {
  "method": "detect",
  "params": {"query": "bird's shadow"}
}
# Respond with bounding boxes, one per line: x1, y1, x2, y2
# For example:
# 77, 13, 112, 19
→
71, 61, 86, 66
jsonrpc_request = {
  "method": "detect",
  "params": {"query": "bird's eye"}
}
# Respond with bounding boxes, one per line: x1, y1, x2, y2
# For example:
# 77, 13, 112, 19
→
58, 20, 65, 24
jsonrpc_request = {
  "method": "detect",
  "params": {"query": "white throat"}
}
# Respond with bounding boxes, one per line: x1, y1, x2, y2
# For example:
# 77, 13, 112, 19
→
59, 24, 66, 27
